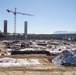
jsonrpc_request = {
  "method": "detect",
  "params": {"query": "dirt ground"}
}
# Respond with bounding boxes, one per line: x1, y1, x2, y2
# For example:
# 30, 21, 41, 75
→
0, 40, 76, 75
0, 54, 76, 75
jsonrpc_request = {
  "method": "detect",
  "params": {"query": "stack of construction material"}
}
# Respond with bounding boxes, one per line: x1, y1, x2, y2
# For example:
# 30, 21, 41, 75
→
52, 49, 76, 66
0, 47, 8, 56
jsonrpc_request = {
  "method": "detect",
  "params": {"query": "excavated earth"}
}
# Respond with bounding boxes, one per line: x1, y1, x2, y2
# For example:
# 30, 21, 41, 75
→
0, 40, 76, 75
0, 54, 76, 75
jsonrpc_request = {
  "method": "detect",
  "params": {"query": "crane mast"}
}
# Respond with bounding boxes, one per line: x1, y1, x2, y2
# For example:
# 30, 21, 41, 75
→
7, 8, 34, 35
14, 8, 16, 34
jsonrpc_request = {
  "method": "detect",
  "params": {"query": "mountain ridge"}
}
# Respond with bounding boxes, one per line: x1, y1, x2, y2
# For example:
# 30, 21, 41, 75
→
53, 31, 76, 34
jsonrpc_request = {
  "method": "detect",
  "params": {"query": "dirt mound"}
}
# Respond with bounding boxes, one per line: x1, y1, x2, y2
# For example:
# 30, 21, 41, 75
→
52, 49, 76, 66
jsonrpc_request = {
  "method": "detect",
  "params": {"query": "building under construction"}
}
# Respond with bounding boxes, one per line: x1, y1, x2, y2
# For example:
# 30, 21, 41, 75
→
0, 20, 76, 41
4, 20, 7, 34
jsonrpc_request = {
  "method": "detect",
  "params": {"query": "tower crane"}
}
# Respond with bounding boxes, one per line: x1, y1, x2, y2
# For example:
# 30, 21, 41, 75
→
7, 8, 34, 34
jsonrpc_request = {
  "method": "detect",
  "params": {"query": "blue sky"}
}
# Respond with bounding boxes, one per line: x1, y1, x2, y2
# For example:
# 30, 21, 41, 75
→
0, 0, 76, 34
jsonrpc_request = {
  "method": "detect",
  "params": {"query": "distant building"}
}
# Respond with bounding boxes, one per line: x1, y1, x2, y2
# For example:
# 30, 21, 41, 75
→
4, 20, 7, 34
0, 30, 1, 33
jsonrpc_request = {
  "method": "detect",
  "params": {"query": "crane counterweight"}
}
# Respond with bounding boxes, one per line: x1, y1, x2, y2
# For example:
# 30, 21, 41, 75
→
7, 9, 10, 13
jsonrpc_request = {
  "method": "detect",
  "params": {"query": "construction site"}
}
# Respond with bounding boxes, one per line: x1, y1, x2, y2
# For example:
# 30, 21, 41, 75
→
0, 38, 76, 75
0, 7, 76, 75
